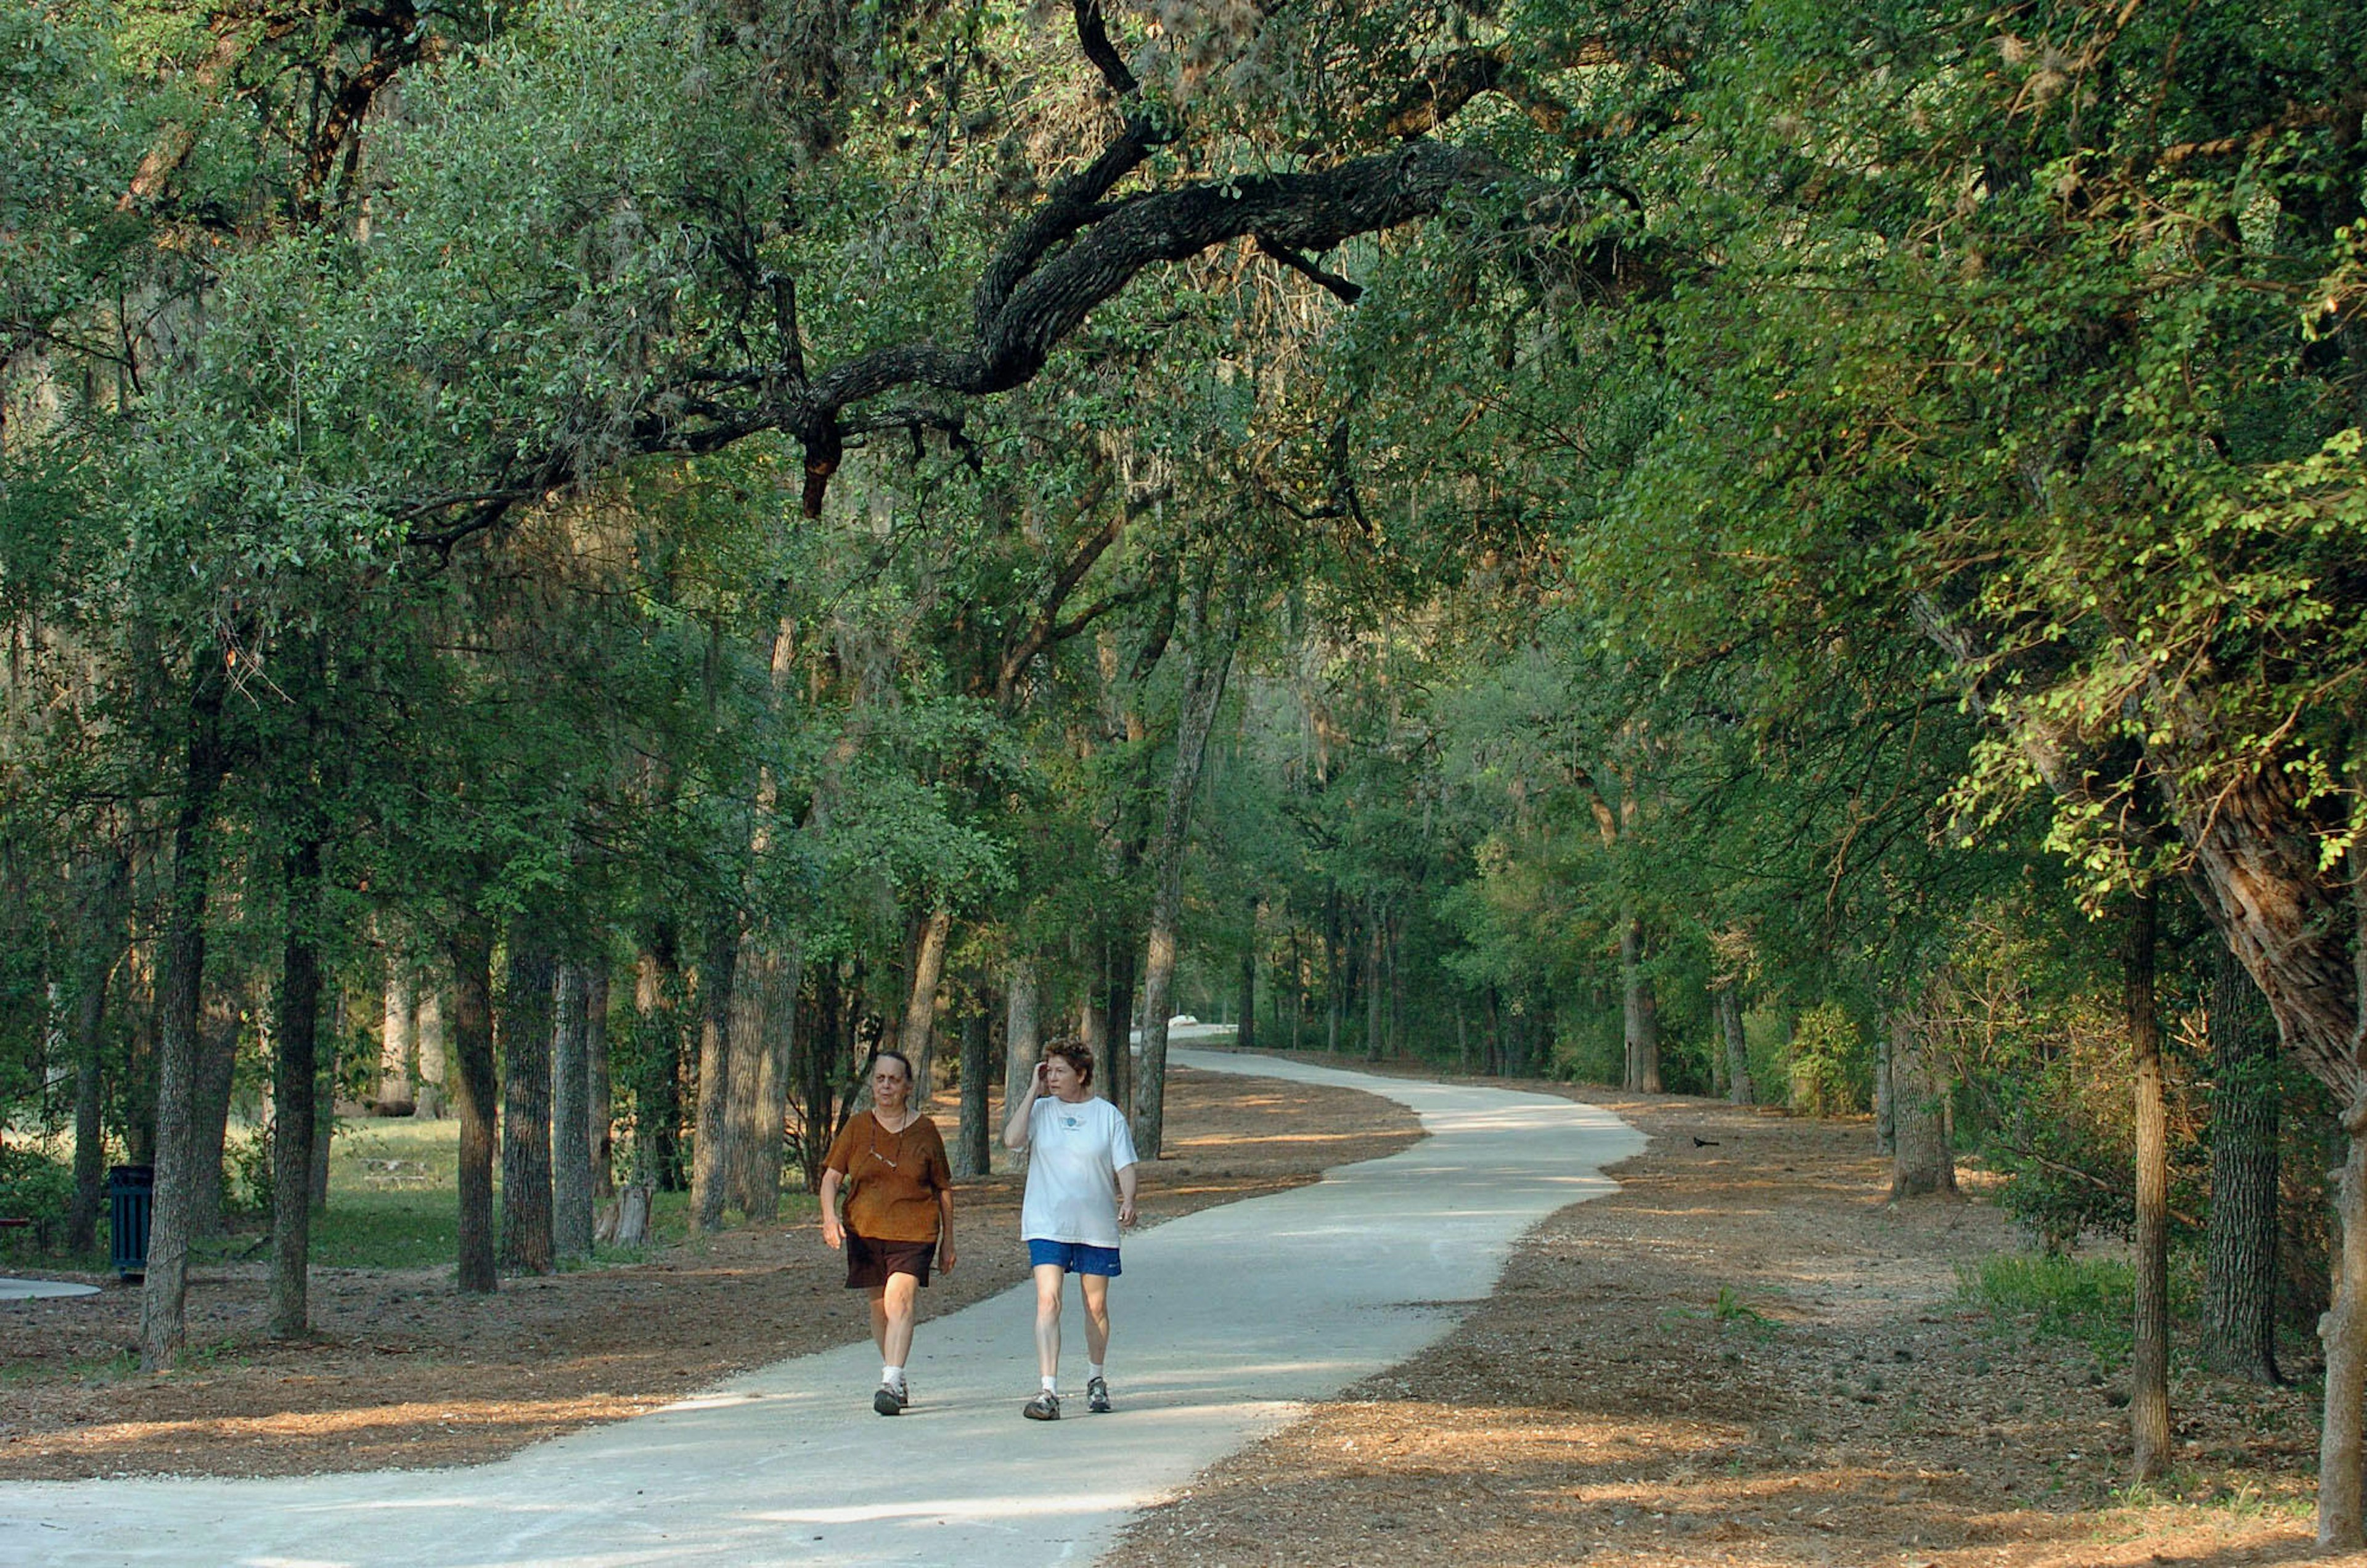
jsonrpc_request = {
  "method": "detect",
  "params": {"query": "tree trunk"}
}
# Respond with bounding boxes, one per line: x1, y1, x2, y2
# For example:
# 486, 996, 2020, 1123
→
269, 838, 324, 1339
139, 677, 227, 1371
1716, 984, 1755, 1106
955, 1004, 992, 1178
1363, 902, 1384, 1062
1619, 913, 1662, 1092
2321, 1124, 2367, 1546
633, 928, 685, 1193
1288, 925, 1304, 1051
308, 1002, 336, 1213
2204, 942, 2281, 1382
378, 946, 415, 1113
499, 936, 557, 1275
1874, 1021, 1897, 1154
756, 942, 798, 1219
725, 930, 794, 1222
1103, 938, 1137, 1119
1001, 963, 1039, 1174
897, 906, 953, 1107
1887, 990, 1956, 1201
550, 960, 594, 1263
65, 853, 129, 1252
1133, 583, 1241, 1158
448, 916, 499, 1293
2125, 891, 2172, 1479
189, 992, 242, 1238
1324, 886, 1342, 1054
586, 965, 613, 1199
414, 982, 448, 1118
689, 916, 740, 1231
1237, 899, 1257, 1053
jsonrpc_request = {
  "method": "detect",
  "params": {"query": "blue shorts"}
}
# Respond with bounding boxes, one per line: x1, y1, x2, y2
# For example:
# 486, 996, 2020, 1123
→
1028, 1239, 1122, 1276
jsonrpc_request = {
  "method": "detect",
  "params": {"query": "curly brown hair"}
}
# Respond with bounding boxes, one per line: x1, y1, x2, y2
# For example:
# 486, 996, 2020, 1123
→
1041, 1037, 1094, 1086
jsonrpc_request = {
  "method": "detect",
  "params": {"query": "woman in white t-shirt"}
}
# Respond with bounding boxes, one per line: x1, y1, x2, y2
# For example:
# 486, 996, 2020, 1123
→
1002, 1037, 1137, 1421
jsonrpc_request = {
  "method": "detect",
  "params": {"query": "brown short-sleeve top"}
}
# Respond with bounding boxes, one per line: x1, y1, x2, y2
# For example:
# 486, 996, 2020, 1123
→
823, 1111, 952, 1243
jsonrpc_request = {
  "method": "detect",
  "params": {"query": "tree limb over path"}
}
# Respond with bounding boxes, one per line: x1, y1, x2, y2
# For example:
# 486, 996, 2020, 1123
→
404, 2, 1633, 541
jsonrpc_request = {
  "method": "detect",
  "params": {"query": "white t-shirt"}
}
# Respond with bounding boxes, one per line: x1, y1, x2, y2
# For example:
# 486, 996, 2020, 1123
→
1020, 1095, 1139, 1249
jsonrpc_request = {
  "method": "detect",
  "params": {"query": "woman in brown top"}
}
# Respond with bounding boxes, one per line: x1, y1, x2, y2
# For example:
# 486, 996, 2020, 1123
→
820, 1049, 955, 1416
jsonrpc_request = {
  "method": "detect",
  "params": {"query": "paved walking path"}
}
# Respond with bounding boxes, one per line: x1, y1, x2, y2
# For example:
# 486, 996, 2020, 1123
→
2, 1048, 1641, 1568
0, 1277, 100, 1301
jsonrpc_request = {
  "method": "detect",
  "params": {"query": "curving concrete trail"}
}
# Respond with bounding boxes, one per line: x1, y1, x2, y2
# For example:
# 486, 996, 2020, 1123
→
1, 1047, 1641, 1568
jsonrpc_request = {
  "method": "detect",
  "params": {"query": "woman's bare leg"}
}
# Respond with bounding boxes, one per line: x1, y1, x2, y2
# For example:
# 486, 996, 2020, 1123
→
880, 1272, 920, 1366
1032, 1263, 1066, 1380
1079, 1272, 1111, 1365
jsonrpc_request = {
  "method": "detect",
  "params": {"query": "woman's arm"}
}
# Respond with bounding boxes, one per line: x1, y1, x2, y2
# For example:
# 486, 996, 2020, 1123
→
1002, 1059, 1047, 1149
936, 1187, 957, 1273
1115, 1161, 1138, 1229
819, 1168, 846, 1249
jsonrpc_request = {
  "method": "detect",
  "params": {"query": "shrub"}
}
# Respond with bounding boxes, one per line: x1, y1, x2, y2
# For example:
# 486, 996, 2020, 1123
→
0, 1138, 75, 1244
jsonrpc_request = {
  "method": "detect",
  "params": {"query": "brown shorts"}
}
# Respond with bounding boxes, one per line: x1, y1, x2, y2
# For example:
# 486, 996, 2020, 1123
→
845, 1230, 936, 1289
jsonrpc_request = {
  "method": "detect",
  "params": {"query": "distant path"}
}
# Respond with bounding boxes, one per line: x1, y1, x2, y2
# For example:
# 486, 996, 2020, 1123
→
1, 1044, 1641, 1568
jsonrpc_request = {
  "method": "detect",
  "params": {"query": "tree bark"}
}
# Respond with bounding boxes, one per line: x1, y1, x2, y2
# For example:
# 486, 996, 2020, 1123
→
586, 965, 613, 1200
1619, 913, 1662, 1092
550, 960, 594, 1263
1102, 937, 1137, 1119
1134, 579, 1243, 1158
414, 982, 448, 1117
498, 936, 557, 1275
1363, 901, 1384, 1062
1001, 962, 1040, 1174
633, 928, 686, 1193
189, 992, 242, 1238
1324, 886, 1342, 1054
2321, 1124, 2367, 1546
307, 1008, 335, 1214
1237, 899, 1257, 1053
897, 906, 953, 1107
1887, 989, 1956, 1201
65, 853, 130, 1252
269, 838, 324, 1340
689, 916, 741, 1231
2125, 891, 2172, 1479
448, 916, 499, 1294
2204, 942, 2282, 1382
954, 1004, 993, 1178
139, 676, 227, 1371
725, 930, 795, 1222
1715, 984, 1755, 1106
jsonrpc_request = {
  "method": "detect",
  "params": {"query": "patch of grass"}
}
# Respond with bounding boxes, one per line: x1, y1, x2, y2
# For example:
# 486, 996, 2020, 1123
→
1956, 1252, 2136, 1366
302, 1120, 819, 1270
311, 1119, 466, 1269
0, 1347, 137, 1386
1712, 1284, 1773, 1328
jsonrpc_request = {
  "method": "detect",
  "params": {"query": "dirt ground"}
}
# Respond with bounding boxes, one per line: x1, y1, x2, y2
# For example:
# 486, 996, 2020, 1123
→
1121, 1074, 2339, 1568
0, 1065, 1420, 1480
6, 1061, 2345, 1567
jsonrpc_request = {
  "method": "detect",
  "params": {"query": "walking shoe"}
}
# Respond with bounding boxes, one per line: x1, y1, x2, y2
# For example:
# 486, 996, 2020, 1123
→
873, 1382, 906, 1416
1023, 1390, 1061, 1421
1085, 1376, 1111, 1414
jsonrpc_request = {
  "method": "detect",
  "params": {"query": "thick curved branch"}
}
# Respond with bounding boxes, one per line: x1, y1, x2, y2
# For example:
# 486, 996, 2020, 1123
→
401, 141, 1578, 539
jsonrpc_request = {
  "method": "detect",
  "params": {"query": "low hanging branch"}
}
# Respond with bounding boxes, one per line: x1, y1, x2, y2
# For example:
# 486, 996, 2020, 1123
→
400, 3, 1630, 541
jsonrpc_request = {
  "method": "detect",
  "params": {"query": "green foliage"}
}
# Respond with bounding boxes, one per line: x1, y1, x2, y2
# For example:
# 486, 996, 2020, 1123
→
1957, 1253, 2140, 1369
1786, 1002, 1865, 1117
0, 1138, 73, 1236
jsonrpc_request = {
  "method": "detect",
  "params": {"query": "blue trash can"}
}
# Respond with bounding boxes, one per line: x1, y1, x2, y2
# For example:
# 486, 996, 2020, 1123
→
107, 1164, 153, 1282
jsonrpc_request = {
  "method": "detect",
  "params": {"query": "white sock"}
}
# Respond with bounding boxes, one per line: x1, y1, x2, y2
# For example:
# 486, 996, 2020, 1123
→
1041, 1375, 1058, 1394
883, 1364, 904, 1389
1088, 1362, 1105, 1381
